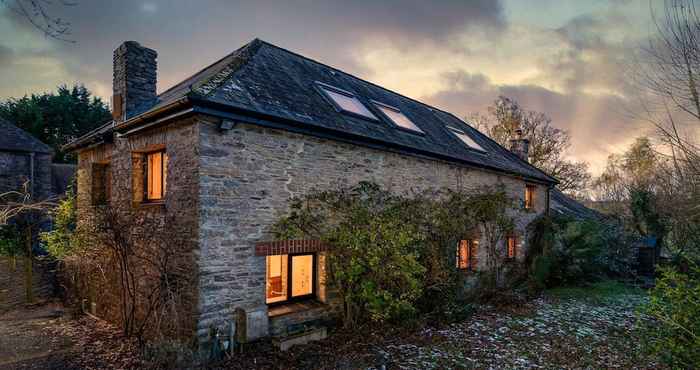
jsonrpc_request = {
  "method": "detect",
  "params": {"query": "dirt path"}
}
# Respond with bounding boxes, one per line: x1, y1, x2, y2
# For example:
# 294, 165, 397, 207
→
0, 303, 140, 370
0, 303, 76, 369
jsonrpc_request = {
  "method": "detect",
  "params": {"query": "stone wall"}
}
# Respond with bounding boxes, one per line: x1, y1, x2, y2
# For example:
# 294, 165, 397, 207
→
0, 151, 52, 200
196, 118, 548, 341
0, 257, 55, 312
74, 118, 200, 341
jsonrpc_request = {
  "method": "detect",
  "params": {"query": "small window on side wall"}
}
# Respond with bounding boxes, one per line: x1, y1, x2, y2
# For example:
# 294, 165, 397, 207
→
91, 162, 111, 205
456, 239, 479, 271
507, 235, 518, 259
525, 184, 536, 210
145, 150, 168, 202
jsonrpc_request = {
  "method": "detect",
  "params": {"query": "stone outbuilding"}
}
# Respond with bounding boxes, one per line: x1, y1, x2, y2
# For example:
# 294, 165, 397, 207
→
0, 118, 54, 200
65, 39, 558, 350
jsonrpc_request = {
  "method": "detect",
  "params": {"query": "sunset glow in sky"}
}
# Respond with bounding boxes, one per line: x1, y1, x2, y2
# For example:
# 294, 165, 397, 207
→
0, 1, 664, 174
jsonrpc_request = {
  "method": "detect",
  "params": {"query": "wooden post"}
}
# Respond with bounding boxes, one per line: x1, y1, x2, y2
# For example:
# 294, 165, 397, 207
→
25, 225, 34, 304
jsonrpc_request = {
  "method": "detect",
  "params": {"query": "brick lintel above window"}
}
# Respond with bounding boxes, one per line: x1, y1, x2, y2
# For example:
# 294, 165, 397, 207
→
255, 239, 331, 256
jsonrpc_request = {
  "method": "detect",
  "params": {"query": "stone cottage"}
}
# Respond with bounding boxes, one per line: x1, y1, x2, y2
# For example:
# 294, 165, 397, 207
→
0, 118, 53, 199
65, 39, 557, 347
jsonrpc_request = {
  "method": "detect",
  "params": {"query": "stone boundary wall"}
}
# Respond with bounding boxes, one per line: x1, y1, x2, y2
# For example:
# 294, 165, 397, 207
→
0, 257, 55, 312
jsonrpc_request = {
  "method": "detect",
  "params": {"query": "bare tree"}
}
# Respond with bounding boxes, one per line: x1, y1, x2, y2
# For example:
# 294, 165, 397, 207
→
629, 0, 700, 171
470, 96, 591, 197
0, 182, 55, 303
1, 0, 76, 42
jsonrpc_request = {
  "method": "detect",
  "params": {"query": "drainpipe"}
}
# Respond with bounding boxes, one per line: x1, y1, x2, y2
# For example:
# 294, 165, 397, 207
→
29, 151, 35, 196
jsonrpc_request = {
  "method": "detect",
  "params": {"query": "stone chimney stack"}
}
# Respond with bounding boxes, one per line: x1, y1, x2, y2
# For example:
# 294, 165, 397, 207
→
509, 128, 530, 162
112, 41, 157, 122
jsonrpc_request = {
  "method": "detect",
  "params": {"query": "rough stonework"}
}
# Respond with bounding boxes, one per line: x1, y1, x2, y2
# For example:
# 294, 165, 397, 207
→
0, 257, 55, 312
74, 119, 200, 341
195, 118, 547, 341
69, 39, 557, 355
113, 41, 157, 120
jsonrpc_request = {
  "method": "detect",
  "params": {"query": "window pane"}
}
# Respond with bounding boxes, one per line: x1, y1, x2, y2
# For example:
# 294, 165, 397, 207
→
291, 255, 313, 297
323, 88, 377, 119
377, 105, 423, 133
525, 185, 535, 209
450, 128, 485, 151
458, 240, 469, 269
147, 152, 163, 200
266, 255, 288, 304
508, 237, 516, 258
162, 153, 168, 197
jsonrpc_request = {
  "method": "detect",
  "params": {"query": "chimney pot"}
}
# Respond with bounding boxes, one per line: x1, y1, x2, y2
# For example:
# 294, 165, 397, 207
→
509, 128, 530, 162
112, 41, 157, 122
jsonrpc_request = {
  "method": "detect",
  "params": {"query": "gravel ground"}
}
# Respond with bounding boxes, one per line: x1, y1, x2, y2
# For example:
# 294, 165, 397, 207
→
1, 288, 663, 369
375, 294, 662, 369
0, 302, 140, 370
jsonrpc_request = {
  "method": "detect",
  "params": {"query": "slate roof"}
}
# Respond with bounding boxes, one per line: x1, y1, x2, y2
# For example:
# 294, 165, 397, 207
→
0, 118, 52, 154
90, 39, 557, 184
550, 188, 602, 220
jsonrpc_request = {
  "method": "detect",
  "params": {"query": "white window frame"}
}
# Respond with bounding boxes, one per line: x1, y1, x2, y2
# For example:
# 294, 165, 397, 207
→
316, 82, 378, 121
372, 100, 424, 134
447, 126, 486, 152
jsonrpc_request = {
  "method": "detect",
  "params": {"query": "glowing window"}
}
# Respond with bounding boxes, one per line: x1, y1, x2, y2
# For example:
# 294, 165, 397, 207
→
525, 185, 536, 210
507, 236, 518, 259
374, 102, 423, 133
456, 239, 479, 271
266, 253, 316, 304
448, 127, 485, 152
145, 150, 167, 201
318, 84, 377, 120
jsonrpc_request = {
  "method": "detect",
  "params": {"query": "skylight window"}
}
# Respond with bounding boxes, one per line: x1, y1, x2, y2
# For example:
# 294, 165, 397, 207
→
317, 83, 378, 120
373, 102, 424, 133
448, 127, 485, 152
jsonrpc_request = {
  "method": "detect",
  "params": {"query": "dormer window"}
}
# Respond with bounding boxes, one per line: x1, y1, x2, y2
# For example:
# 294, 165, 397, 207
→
448, 127, 485, 152
317, 83, 377, 120
373, 101, 424, 133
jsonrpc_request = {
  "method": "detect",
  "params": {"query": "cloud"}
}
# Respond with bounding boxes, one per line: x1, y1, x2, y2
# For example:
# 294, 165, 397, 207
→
0, 44, 13, 65
424, 70, 650, 176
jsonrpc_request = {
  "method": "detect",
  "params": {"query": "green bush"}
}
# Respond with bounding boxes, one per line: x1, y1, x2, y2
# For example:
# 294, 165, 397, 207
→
274, 182, 515, 327
0, 224, 22, 257
640, 263, 700, 368
40, 189, 83, 259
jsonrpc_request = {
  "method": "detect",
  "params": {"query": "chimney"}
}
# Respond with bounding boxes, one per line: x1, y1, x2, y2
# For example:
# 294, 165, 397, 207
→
112, 41, 157, 122
509, 128, 530, 162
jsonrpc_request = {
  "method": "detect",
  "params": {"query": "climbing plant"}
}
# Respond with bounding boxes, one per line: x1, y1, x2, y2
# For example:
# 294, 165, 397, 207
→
274, 182, 517, 327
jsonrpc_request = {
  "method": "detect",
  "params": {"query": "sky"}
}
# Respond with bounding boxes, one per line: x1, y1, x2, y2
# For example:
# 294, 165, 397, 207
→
0, 0, 666, 175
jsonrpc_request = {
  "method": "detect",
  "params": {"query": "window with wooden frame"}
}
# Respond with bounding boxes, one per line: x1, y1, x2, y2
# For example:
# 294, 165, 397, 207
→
91, 162, 111, 205
145, 150, 168, 202
456, 239, 479, 271
266, 253, 316, 305
525, 184, 536, 210
507, 235, 518, 259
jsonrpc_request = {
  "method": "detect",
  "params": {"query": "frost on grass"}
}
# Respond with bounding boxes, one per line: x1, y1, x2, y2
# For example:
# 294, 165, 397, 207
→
376, 294, 662, 370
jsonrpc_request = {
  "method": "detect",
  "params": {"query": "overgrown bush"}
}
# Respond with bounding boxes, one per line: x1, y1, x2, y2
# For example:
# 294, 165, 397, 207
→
640, 262, 700, 369
274, 182, 515, 328
525, 215, 635, 291
0, 223, 22, 257
40, 188, 83, 259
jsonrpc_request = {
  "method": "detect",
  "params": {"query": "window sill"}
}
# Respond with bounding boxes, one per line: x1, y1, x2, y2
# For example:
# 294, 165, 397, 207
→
268, 300, 327, 318
134, 201, 166, 210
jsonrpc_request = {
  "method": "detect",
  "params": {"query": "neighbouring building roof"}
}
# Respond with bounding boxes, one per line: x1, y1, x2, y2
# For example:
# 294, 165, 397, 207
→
0, 118, 52, 154
70, 39, 557, 184
550, 188, 602, 220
